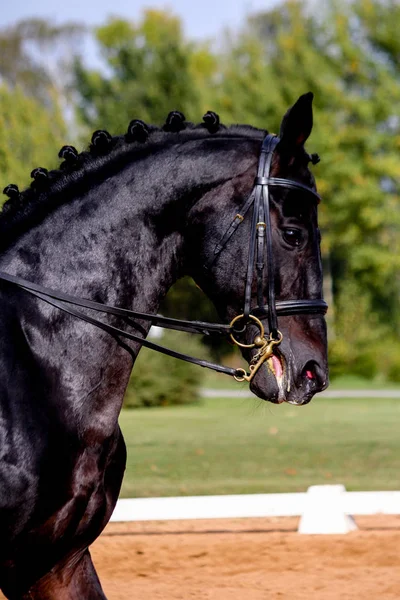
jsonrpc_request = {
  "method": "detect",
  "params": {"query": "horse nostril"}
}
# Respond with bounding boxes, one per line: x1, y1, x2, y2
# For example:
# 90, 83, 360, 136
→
301, 360, 327, 390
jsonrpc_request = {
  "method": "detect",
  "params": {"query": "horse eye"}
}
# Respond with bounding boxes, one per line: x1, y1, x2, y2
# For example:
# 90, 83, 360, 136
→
283, 228, 304, 247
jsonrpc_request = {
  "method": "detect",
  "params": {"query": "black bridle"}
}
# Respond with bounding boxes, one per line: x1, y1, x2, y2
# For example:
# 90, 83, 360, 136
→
0, 134, 327, 383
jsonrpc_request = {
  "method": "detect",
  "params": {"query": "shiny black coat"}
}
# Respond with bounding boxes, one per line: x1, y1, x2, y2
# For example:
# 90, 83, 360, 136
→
0, 95, 327, 599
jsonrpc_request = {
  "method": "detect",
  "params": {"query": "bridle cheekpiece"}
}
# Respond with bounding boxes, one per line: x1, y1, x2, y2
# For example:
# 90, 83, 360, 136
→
208, 134, 325, 382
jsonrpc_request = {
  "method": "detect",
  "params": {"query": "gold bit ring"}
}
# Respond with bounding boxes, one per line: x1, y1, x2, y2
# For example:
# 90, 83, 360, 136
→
229, 314, 265, 348
234, 368, 248, 382
270, 330, 283, 344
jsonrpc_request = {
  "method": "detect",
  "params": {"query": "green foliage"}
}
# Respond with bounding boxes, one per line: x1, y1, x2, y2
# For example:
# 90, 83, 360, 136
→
0, 19, 80, 203
328, 279, 383, 379
74, 10, 215, 131
123, 331, 203, 408
0, 85, 66, 196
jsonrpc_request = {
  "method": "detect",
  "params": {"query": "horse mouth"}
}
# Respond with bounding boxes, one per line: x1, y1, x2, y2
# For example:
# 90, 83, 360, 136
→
250, 351, 314, 406
266, 354, 287, 404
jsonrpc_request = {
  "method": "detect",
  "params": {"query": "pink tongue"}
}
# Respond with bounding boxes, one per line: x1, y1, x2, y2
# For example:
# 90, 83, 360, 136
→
306, 370, 315, 380
271, 355, 283, 379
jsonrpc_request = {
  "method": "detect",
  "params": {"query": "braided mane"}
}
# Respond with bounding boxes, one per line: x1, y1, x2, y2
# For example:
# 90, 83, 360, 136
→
1, 111, 264, 252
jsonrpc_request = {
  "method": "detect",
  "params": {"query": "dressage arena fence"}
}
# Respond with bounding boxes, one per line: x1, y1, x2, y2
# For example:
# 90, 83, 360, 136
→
110, 485, 400, 534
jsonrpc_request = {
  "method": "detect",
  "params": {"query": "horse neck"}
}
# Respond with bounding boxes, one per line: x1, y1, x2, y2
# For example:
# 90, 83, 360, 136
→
1, 136, 258, 311
2, 158, 191, 314
0, 137, 259, 439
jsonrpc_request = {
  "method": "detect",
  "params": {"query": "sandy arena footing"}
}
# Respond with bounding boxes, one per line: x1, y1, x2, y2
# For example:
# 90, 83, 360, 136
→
89, 515, 400, 599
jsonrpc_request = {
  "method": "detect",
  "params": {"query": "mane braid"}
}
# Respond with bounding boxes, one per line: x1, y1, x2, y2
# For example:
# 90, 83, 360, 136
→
0, 122, 266, 253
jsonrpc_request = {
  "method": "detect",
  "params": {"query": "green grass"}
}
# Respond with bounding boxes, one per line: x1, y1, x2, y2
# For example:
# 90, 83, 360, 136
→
119, 395, 400, 498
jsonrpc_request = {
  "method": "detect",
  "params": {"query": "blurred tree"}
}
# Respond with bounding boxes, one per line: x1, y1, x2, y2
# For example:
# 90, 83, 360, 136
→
74, 10, 216, 131
0, 85, 66, 195
0, 18, 81, 199
0, 18, 84, 107
123, 330, 203, 408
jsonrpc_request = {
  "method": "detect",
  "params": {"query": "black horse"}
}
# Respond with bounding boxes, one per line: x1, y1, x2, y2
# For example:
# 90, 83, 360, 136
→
0, 92, 327, 599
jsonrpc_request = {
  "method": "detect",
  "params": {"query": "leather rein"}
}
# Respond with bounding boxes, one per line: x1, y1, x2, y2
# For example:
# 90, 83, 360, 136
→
0, 134, 327, 383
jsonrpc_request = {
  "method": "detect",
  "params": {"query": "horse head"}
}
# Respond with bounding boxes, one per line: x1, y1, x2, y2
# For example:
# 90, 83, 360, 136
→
187, 93, 328, 405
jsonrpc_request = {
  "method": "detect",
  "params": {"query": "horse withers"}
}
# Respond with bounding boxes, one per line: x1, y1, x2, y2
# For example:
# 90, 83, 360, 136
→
0, 92, 327, 599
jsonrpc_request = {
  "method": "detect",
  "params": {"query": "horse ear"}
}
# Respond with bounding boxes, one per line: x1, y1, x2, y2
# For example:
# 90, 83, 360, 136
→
279, 92, 313, 149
